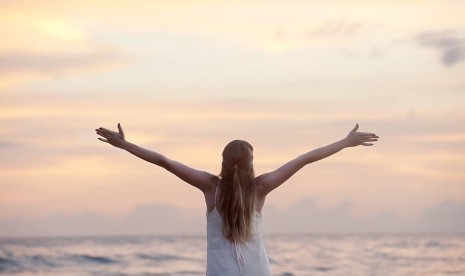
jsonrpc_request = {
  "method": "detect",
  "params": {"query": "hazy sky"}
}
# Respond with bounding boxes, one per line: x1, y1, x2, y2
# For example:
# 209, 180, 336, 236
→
1, 0, 465, 235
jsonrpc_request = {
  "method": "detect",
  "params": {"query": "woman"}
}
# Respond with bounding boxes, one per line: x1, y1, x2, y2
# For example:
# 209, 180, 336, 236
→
95, 123, 378, 275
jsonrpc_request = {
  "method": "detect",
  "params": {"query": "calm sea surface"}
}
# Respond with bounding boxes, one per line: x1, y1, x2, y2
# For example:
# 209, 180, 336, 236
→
0, 234, 464, 276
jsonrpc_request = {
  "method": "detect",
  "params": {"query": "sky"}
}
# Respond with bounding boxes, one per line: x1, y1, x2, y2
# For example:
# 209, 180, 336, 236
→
1, 0, 465, 236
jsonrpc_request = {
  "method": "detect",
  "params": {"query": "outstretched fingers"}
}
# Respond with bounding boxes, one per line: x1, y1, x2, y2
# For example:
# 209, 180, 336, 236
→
95, 128, 116, 144
359, 132, 379, 138
359, 134, 379, 145
98, 137, 109, 143
95, 129, 110, 138
98, 127, 113, 134
359, 134, 378, 146
361, 142, 373, 146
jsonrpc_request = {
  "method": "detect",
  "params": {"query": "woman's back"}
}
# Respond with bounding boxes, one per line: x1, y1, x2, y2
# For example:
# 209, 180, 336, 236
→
206, 184, 272, 276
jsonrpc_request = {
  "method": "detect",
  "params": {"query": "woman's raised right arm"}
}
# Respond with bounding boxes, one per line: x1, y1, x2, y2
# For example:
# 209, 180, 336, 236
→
95, 123, 217, 192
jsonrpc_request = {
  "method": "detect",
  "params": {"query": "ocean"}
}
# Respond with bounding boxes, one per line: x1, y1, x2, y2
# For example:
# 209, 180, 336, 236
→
0, 234, 464, 276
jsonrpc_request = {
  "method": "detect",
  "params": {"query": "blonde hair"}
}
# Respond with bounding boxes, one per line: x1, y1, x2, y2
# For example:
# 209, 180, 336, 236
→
218, 140, 256, 244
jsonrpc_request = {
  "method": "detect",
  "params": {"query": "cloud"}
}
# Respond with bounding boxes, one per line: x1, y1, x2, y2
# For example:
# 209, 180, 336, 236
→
0, 9, 126, 89
415, 30, 465, 66
306, 19, 362, 37
263, 198, 408, 234
417, 201, 465, 232
0, 49, 125, 90
1, 199, 464, 237
402, 133, 465, 143
0, 203, 204, 236
0, 141, 20, 149
263, 198, 465, 234
0, 50, 120, 76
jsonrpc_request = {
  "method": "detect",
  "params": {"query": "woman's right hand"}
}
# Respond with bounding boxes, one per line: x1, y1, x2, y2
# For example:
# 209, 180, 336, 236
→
345, 123, 379, 147
95, 123, 126, 148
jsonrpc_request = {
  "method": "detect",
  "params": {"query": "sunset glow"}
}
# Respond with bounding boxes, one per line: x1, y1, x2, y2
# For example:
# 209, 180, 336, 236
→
1, 0, 464, 236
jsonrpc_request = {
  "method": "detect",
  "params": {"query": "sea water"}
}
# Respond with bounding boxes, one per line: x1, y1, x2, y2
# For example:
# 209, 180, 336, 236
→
0, 234, 464, 276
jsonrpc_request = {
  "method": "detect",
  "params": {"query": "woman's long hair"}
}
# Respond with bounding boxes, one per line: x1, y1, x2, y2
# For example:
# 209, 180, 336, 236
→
218, 140, 257, 244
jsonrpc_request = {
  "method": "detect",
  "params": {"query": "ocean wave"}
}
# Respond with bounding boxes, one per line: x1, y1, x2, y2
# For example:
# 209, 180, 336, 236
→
136, 253, 198, 262
312, 266, 333, 272
0, 234, 463, 276
0, 254, 60, 273
172, 270, 205, 275
0, 257, 20, 272
68, 254, 118, 264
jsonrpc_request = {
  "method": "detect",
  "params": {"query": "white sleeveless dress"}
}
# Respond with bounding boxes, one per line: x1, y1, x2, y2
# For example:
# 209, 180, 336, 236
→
206, 187, 272, 276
